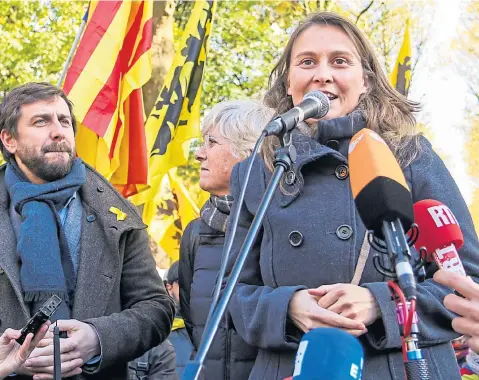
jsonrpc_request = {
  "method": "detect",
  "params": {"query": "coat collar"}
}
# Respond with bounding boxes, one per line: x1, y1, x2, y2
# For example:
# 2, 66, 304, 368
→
315, 110, 365, 146
277, 112, 366, 207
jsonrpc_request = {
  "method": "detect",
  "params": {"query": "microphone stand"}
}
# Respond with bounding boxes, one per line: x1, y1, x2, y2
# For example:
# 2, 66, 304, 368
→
53, 323, 61, 380
182, 132, 296, 380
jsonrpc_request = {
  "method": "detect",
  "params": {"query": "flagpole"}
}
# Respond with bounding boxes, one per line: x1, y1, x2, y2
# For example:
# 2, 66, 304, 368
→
57, 5, 90, 87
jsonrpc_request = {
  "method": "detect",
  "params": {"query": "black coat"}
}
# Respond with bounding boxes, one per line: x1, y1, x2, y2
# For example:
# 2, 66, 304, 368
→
128, 340, 178, 380
179, 218, 257, 380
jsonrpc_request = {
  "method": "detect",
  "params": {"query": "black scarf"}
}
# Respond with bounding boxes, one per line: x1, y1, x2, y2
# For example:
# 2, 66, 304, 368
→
200, 195, 233, 232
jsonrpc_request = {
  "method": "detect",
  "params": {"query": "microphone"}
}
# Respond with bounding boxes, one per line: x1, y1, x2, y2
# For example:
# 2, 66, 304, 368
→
288, 328, 363, 380
348, 128, 417, 299
264, 90, 330, 136
348, 129, 413, 236
413, 199, 466, 275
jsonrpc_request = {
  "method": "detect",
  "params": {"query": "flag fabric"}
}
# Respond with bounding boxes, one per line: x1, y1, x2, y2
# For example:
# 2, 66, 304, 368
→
130, 0, 216, 226
149, 169, 200, 261
390, 18, 412, 97
63, 0, 153, 197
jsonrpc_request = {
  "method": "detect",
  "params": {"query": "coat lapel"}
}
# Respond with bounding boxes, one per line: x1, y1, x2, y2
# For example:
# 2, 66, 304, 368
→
72, 166, 145, 319
72, 202, 119, 319
0, 170, 29, 319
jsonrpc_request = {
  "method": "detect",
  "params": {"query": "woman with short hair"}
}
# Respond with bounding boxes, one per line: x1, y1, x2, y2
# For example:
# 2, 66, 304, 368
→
179, 99, 274, 380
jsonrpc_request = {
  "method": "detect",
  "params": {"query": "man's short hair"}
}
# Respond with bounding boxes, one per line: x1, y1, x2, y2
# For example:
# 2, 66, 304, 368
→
165, 261, 179, 285
0, 82, 77, 160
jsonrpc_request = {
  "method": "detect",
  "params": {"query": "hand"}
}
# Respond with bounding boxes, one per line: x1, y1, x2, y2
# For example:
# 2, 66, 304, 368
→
0, 322, 49, 378
434, 270, 479, 352
288, 289, 367, 336
22, 319, 100, 380
309, 283, 380, 327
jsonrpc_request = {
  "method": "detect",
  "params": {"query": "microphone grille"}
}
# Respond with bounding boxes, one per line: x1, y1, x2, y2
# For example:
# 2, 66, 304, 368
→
303, 90, 330, 119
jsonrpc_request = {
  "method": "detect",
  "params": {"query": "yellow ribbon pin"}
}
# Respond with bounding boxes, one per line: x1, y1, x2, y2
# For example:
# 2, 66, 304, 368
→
109, 207, 127, 221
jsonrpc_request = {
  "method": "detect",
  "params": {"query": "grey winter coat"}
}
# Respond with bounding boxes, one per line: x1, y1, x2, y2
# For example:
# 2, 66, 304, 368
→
226, 114, 479, 380
0, 163, 175, 380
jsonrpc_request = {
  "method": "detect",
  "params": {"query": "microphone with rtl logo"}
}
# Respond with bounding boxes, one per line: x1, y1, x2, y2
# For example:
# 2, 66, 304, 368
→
413, 199, 466, 276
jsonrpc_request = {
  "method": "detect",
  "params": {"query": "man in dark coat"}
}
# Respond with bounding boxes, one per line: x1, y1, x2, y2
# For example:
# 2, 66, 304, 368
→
0, 82, 175, 379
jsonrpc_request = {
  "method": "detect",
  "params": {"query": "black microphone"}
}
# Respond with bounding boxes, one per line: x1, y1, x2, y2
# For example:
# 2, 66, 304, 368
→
264, 90, 330, 136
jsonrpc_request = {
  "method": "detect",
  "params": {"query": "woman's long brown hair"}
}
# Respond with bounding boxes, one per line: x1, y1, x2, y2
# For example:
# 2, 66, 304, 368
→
262, 12, 421, 172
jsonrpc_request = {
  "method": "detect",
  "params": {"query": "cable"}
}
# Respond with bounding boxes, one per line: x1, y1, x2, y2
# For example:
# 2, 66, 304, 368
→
405, 298, 416, 338
204, 131, 267, 327
388, 281, 408, 361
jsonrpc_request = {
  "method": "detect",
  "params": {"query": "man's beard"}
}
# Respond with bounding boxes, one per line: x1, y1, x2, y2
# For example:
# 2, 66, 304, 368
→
17, 142, 75, 182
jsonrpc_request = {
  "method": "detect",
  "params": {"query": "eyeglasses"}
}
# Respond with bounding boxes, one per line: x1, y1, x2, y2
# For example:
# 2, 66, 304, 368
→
198, 134, 227, 150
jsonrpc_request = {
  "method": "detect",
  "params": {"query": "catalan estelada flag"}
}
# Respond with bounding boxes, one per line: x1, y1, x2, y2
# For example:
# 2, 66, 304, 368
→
63, 1, 153, 197
130, 0, 216, 226
390, 18, 411, 97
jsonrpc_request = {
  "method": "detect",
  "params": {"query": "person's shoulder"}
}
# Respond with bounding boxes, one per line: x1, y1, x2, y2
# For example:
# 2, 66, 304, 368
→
183, 217, 202, 238
231, 152, 265, 189
238, 151, 264, 172
408, 134, 440, 169
149, 338, 176, 362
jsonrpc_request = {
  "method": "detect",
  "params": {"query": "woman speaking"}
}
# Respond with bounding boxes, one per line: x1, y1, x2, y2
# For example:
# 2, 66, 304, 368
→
226, 11, 479, 380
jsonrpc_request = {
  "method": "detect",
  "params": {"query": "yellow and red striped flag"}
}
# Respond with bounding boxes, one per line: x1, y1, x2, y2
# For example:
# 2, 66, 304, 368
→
130, 0, 216, 226
63, 1, 153, 197
390, 18, 412, 97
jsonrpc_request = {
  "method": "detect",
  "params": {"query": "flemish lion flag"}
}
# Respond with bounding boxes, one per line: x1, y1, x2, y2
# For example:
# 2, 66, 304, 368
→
63, 1, 153, 197
131, 0, 216, 227
390, 18, 411, 97
149, 169, 200, 261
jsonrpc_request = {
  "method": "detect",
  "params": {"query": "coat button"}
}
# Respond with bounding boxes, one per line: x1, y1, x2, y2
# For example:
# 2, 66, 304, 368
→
285, 170, 296, 186
336, 225, 353, 240
0, 266, 4, 274
326, 139, 340, 150
289, 231, 304, 247
86, 214, 97, 222
335, 164, 349, 180
97, 186, 104, 192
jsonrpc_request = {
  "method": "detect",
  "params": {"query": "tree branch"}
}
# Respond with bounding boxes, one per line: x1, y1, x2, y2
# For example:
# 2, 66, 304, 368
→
411, 39, 425, 82
468, 82, 479, 103
232, 73, 246, 90
356, 0, 375, 24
